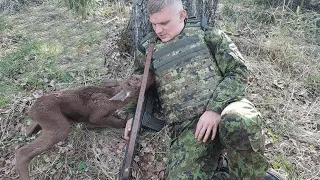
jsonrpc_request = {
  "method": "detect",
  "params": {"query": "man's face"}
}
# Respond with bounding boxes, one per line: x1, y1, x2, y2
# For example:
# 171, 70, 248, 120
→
149, 7, 186, 42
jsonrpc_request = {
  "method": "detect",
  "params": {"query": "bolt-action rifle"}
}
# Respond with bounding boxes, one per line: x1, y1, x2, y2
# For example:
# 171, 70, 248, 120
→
119, 38, 166, 180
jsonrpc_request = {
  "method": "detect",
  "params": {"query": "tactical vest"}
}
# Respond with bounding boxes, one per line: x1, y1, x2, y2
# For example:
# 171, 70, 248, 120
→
139, 19, 223, 123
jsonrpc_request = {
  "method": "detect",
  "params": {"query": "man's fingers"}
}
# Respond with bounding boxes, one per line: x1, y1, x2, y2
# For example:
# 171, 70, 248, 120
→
203, 126, 213, 143
124, 129, 129, 140
124, 119, 133, 140
211, 126, 218, 140
124, 126, 131, 140
197, 127, 207, 141
128, 122, 132, 132
195, 123, 203, 138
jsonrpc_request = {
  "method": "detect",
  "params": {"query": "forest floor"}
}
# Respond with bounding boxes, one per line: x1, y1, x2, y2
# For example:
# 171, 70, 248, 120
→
0, 0, 319, 179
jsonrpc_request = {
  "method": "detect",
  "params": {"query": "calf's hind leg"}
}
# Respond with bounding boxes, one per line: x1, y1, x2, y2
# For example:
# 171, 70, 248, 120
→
16, 121, 71, 180
25, 122, 42, 137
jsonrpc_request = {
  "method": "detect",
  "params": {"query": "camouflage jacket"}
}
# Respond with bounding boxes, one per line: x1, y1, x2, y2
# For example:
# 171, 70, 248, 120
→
133, 22, 248, 123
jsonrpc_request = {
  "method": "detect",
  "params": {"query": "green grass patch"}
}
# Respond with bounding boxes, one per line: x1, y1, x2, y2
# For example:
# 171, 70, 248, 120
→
219, 3, 277, 35
78, 31, 101, 47
305, 74, 320, 96
268, 128, 279, 144
38, 41, 63, 57
0, 96, 9, 107
0, 21, 6, 31
59, 71, 75, 83
0, 83, 16, 107
221, 0, 319, 44
0, 42, 41, 79
77, 160, 86, 172
279, 11, 320, 43
272, 155, 298, 179
0, 40, 70, 89
60, 0, 96, 18
253, 0, 316, 11
0, 83, 18, 93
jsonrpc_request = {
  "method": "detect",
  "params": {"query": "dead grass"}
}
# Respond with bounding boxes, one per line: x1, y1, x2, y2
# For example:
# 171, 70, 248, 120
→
131, 127, 171, 180
0, 0, 319, 179
218, 0, 320, 179
0, 0, 131, 179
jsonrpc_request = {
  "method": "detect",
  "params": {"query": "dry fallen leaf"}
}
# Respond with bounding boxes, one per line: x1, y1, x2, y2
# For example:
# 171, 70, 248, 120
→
272, 79, 285, 89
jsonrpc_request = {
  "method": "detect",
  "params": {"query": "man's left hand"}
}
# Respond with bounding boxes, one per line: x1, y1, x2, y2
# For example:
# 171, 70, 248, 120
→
195, 110, 221, 143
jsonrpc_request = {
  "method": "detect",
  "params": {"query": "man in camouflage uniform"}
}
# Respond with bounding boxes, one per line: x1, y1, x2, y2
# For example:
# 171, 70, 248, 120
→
124, 0, 276, 179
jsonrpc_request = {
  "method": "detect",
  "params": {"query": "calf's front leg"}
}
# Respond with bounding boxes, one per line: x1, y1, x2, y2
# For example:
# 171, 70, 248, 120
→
89, 109, 126, 128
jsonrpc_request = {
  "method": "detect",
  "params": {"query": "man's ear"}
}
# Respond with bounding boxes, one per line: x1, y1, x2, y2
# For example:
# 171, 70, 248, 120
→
179, 9, 187, 22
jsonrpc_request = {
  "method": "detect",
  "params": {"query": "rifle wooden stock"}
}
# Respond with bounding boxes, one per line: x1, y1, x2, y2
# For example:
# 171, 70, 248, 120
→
120, 38, 156, 180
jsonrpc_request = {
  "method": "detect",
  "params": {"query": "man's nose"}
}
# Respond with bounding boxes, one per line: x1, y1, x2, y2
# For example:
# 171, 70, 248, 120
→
154, 25, 163, 34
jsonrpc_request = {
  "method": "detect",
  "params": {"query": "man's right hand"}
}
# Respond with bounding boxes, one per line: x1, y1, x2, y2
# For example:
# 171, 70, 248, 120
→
123, 118, 133, 140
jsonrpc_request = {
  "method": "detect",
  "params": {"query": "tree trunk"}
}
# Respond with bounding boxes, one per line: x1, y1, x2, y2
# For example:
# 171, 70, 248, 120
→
119, 0, 219, 54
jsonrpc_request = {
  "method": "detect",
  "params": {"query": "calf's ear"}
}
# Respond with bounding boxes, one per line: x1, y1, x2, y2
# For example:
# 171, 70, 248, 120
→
109, 90, 131, 101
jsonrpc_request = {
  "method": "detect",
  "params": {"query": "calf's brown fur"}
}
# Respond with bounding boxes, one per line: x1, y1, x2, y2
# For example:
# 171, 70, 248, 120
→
15, 74, 154, 180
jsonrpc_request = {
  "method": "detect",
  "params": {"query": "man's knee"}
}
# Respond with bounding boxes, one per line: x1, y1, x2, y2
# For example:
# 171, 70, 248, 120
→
218, 99, 265, 152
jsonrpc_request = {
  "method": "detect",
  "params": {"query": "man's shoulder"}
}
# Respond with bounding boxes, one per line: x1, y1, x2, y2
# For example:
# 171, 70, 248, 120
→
204, 27, 225, 39
203, 27, 232, 45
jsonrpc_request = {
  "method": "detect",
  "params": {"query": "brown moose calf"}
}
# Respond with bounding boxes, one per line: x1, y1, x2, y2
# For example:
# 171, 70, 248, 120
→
15, 73, 154, 180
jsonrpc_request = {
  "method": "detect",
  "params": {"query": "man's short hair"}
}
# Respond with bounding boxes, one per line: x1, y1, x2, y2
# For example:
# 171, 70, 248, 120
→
147, 0, 183, 15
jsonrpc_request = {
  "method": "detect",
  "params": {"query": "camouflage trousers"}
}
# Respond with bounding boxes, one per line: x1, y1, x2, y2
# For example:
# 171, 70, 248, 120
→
166, 99, 269, 180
